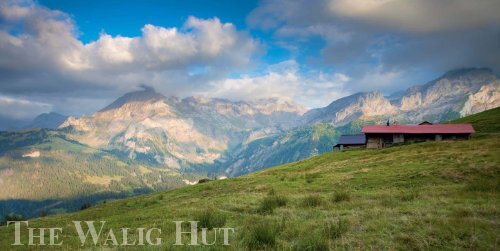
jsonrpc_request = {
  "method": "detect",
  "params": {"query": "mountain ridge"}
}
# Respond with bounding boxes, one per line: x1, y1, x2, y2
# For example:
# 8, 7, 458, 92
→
55, 67, 499, 175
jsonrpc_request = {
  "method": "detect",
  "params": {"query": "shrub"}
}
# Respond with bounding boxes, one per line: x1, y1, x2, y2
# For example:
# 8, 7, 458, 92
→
195, 209, 226, 230
1, 213, 25, 225
332, 191, 351, 203
243, 220, 277, 249
258, 195, 288, 214
197, 178, 212, 184
301, 195, 323, 208
324, 218, 349, 239
80, 203, 92, 210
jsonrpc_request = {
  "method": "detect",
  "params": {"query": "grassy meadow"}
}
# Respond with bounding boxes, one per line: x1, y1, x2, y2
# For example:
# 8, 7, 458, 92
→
0, 108, 498, 250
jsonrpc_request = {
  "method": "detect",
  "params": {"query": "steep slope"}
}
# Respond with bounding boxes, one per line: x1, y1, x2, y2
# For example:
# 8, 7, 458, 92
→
0, 108, 497, 250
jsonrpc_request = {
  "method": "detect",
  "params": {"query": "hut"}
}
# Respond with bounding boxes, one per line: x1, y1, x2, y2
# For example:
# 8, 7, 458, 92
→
333, 134, 366, 151
362, 123, 475, 149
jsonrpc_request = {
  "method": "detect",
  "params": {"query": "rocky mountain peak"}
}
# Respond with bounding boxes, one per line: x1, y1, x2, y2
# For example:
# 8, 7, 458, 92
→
99, 85, 166, 112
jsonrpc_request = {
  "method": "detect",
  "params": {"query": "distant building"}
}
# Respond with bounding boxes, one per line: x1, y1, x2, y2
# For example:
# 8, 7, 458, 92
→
362, 123, 475, 149
333, 134, 366, 151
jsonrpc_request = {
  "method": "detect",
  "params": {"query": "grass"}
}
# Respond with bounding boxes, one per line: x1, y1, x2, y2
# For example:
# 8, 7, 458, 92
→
194, 209, 227, 230
294, 231, 329, 251
324, 218, 349, 240
257, 194, 288, 214
332, 190, 350, 203
242, 219, 278, 249
301, 194, 323, 207
0, 108, 498, 249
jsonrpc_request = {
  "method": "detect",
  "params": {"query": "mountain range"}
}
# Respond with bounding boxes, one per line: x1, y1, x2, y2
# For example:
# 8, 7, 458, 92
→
0, 67, 498, 217
58, 67, 499, 174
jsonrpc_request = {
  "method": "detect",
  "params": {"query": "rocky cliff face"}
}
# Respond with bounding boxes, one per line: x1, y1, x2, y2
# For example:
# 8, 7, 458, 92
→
390, 68, 499, 122
460, 83, 500, 117
305, 68, 499, 125
60, 87, 306, 168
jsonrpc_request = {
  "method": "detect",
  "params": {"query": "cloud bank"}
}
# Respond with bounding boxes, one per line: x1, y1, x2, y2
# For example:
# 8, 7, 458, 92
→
249, 0, 500, 93
202, 60, 350, 108
0, 0, 259, 95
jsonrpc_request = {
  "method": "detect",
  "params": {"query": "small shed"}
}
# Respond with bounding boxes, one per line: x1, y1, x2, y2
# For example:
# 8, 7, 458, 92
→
333, 134, 366, 151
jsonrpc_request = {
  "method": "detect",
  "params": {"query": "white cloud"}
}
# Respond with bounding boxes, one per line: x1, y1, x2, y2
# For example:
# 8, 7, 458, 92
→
205, 71, 299, 101
70, 16, 254, 72
201, 60, 350, 108
0, 0, 259, 95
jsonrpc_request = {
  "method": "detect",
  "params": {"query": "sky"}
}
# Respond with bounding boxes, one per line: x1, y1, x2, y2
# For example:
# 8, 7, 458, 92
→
0, 0, 499, 127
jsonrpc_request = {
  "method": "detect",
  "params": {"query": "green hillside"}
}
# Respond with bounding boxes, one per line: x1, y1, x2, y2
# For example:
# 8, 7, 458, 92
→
0, 129, 202, 218
0, 109, 498, 250
449, 107, 500, 134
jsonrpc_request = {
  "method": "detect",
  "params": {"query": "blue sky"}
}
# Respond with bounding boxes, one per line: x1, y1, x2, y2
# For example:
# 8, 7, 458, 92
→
0, 0, 499, 124
39, 0, 258, 43
39, 0, 295, 70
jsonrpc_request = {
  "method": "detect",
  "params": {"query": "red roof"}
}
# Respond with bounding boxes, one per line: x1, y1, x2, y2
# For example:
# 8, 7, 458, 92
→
362, 124, 475, 134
